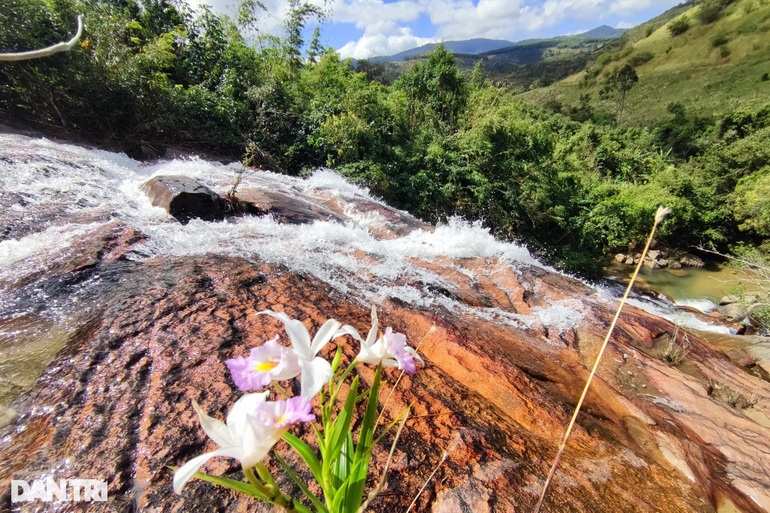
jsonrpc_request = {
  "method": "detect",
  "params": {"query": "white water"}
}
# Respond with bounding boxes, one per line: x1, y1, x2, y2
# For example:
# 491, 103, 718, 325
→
0, 133, 729, 336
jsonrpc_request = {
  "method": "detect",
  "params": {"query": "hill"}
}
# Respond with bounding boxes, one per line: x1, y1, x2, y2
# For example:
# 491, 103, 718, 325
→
520, 0, 770, 125
370, 38, 514, 62
364, 27, 626, 90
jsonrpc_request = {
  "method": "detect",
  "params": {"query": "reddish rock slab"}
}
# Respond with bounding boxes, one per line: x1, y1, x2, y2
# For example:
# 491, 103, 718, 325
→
1, 252, 768, 513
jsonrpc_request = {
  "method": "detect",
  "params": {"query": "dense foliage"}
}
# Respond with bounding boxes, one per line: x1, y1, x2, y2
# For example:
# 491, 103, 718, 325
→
3, 0, 770, 276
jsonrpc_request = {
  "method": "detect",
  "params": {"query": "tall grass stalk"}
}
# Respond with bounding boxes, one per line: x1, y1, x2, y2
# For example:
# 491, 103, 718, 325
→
533, 206, 670, 513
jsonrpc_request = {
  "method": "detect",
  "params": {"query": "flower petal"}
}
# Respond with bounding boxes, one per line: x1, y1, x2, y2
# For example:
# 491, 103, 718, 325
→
192, 401, 233, 449
173, 446, 245, 493
310, 318, 342, 355
335, 324, 363, 341
299, 357, 332, 400
259, 310, 314, 360
365, 304, 379, 348
226, 392, 269, 440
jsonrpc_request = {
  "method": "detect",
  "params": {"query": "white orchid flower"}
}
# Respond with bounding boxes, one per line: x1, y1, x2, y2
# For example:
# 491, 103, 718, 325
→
343, 305, 424, 374
258, 310, 344, 400
173, 392, 311, 493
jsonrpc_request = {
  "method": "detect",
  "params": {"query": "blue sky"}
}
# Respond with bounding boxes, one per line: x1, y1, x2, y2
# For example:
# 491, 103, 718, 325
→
188, 0, 685, 59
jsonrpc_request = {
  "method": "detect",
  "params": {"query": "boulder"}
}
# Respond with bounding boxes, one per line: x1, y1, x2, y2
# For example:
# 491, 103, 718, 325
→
236, 187, 346, 225
141, 175, 224, 224
717, 303, 748, 322
680, 253, 705, 268
643, 258, 660, 269
615, 253, 627, 263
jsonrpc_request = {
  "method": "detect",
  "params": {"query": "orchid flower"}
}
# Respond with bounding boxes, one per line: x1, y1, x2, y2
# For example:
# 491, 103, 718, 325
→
258, 310, 345, 400
344, 305, 424, 374
173, 393, 313, 493
225, 335, 301, 392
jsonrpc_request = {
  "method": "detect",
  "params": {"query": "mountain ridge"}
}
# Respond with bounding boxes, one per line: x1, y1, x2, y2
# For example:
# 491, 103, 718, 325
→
369, 25, 626, 62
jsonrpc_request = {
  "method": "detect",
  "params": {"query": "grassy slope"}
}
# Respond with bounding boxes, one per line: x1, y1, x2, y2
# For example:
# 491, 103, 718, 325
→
521, 0, 770, 125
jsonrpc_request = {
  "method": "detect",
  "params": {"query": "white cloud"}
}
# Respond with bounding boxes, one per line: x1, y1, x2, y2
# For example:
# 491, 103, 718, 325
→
337, 28, 435, 59
183, 0, 684, 57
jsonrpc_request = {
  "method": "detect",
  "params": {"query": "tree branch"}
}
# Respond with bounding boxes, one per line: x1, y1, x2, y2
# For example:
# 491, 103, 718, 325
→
0, 15, 83, 62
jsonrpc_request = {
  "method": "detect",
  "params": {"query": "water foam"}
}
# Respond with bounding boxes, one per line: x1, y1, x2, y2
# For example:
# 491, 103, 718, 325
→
0, 133, 728, 336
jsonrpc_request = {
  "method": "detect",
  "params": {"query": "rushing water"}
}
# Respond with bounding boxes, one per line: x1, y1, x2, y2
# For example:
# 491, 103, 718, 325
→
0, 132, 731, 425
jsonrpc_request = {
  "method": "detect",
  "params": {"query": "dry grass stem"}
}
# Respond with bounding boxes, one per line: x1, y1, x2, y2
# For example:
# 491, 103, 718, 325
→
405, 450, 448, 513
533, 206, 670, 513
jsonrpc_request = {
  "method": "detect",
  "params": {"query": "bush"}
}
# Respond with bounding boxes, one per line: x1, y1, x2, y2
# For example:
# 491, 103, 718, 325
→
762, 72, 769, 81
628, 51, 654, 67
698, 0, 735, 24
669, 16, 691, 36
710, 33, 730, 47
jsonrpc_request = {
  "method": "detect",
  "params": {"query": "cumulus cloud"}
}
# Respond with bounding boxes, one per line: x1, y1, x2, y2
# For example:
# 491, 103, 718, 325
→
330, 0, 682, 56
183, 0, 683, 57
337, 26, 434, 59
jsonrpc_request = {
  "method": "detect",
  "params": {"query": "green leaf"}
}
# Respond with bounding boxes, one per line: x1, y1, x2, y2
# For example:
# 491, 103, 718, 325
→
322, 374, 360, 504
331, 345, 343, 372
187, 471, 270, 501
327, 375, 359, 467
274, 452, 327, 513
346, 364, 382, 510
284, 432, 324, 485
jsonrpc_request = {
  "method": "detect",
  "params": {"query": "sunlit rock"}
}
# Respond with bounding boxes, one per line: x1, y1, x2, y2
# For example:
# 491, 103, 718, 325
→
141, 175, 224, 224
1, 133, 768, 513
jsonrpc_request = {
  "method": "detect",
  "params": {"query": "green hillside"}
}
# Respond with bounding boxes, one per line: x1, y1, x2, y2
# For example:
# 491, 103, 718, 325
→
522, 0, 770, 125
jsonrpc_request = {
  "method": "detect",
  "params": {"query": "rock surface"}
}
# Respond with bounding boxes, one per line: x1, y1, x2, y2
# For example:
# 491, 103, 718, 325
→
141, 175, 224, 224
2, 250, 770, 512
2, 139, 770, 513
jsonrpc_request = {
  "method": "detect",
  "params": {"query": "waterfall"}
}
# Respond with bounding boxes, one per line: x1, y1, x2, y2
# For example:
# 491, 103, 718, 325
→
0, 132, 729, 424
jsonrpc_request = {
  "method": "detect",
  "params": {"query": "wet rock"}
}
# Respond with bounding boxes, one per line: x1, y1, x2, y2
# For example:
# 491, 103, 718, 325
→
236, 187, 346, 225
718, 303, 748, 322
0, 251, 768, 512
681, 253, 705, 268
141, 175, 224, 224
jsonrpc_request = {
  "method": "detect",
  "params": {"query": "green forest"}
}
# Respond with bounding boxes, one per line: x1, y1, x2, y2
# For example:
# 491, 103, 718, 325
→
2, 0, 770, 276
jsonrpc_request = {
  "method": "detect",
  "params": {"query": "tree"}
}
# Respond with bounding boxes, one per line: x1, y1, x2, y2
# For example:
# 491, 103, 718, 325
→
306, 26, 322, 64
283, 0, 326, 72
600, 64, 638, 124
469, 59, 486, 90
393, 44, 467, 133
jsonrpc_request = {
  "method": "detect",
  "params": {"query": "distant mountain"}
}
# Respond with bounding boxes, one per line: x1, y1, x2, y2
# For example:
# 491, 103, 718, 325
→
369, 26, 626, 63
370, 38, 514, 62
576, 25, 627, 38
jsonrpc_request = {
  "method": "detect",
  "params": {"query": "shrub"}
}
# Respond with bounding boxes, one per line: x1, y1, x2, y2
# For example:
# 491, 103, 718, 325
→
645, 25, 655, 37
668, 16, 690, 36
628, 51, 654, 66
710, 33, 730, 47
698, 0, 735, 24
762, 72, 769, 81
